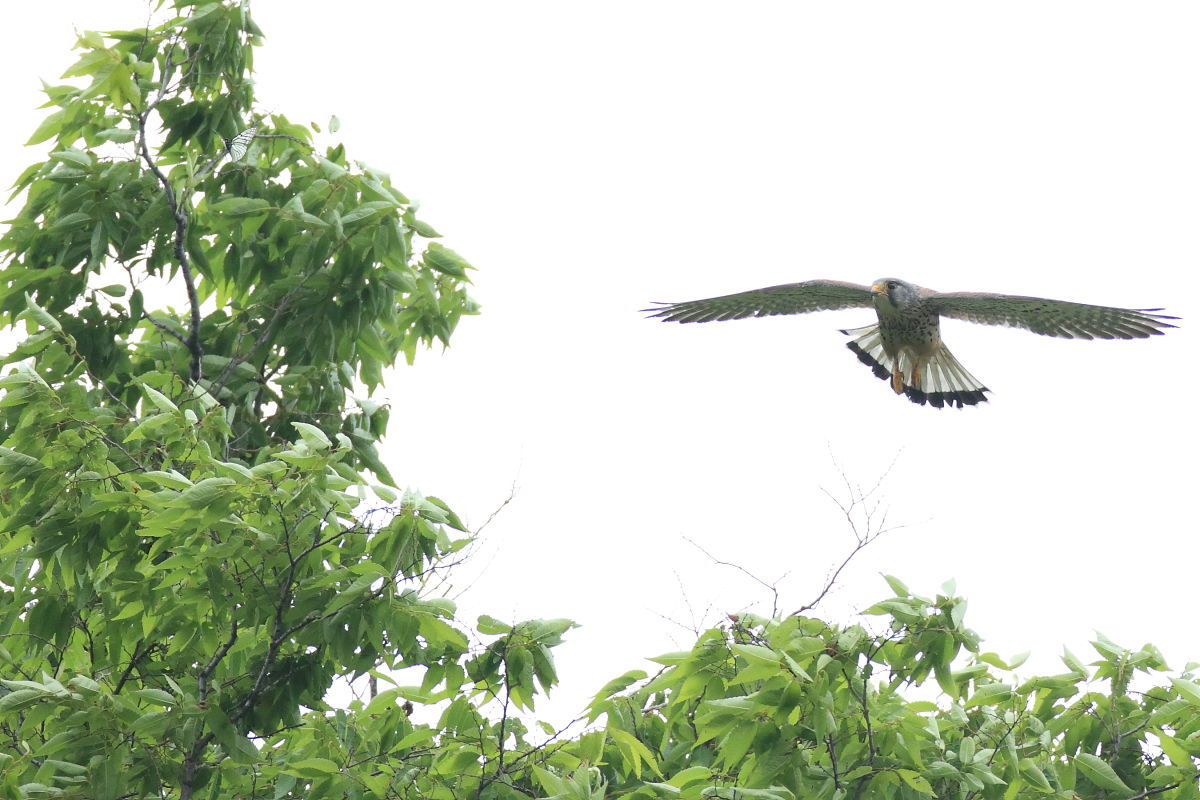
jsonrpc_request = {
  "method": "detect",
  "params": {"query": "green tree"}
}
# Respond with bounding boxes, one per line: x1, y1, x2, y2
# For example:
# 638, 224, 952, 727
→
2, 3, 1199, 800
0, 2, 559, 798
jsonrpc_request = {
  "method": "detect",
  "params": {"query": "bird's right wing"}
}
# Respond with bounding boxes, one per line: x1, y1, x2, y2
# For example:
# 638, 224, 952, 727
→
927, 292, 1177, 339
644, 280, 875, 323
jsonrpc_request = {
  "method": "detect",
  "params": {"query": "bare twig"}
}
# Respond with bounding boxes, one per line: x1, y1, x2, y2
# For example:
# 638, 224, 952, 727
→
685, 536, 784, 619
440, 483, 518, 600
792, 453, 903, 616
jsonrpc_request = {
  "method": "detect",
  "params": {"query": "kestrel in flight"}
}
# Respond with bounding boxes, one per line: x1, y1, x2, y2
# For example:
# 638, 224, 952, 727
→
645, 278, 1176, 408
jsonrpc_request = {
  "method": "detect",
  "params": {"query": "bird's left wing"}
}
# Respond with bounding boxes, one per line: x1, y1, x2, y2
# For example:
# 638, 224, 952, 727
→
645, 280, 876, 323
926, 292, 1177, 340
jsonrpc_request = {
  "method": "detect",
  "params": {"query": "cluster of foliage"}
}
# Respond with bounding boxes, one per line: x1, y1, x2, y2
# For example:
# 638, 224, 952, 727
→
0, 2, 1197, 799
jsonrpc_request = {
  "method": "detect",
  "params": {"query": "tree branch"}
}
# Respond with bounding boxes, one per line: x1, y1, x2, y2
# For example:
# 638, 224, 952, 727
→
180, 616, 238, 800
134, 41, 204, 382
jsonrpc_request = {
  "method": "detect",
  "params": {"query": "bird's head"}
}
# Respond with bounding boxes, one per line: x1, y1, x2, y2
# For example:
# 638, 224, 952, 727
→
871, 278, 917, 309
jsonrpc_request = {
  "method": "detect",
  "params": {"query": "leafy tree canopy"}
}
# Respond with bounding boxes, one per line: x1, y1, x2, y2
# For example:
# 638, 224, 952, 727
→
0, 2, 1197, 800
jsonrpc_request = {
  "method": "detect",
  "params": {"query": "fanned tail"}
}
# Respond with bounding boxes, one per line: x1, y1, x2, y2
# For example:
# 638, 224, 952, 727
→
839, 324, 989, 408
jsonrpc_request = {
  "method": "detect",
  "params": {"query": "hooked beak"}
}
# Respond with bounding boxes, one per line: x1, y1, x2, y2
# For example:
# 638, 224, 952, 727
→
871, 282, 886, 295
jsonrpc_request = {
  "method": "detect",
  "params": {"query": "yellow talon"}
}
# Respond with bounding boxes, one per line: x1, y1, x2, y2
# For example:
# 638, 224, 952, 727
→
891, 367, 904, 394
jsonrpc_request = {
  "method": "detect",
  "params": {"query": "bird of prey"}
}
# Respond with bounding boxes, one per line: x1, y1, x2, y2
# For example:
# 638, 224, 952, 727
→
645, 278, 1176, 408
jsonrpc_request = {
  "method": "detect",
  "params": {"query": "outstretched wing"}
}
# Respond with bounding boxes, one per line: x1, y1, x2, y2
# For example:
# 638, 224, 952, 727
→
926, 292, 1178, 339
645, 280, 876, 323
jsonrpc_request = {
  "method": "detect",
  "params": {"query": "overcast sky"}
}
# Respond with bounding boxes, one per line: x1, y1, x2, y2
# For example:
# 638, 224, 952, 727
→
2, 2, 1196, 724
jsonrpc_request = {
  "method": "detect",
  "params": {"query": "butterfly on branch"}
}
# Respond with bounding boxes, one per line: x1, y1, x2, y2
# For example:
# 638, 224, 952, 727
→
223, 126, 258, 162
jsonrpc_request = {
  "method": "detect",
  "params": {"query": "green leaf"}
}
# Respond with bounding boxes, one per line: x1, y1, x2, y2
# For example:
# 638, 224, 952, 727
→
1170, 677, 1200, 708
422, 242, 472, 277
141, 385, 178, 413
340, 201, 396, 225
394, 727, 437, 750
609, 725, 662, 778
1074, 753, 1132, 794
718, 723, 756, 768
1062, 648, 1089, 678
964, 682, 1011, 708
50, 148, 92, 167
897, 769, 933, 795
204, 707, 259, 764
210, 196, 272, 216
0, 688, 48, 711
133, 688, 175, 706
884, 574, 909, 596
286, 757, 340, 777
1154, 731, 1191, 767
27, 108, 66, 145
477, 615, 512, 635
23, 295, 63, 333
50, 211, 91, 231
292, 422, 333, 449
180, 477, 236, 507
732, 643, 778, 663
90, 752, 123, 800
1018, 759, 1054, 793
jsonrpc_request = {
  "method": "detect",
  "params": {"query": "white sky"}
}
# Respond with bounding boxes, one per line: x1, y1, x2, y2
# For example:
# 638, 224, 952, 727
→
2, 2, 1196, 725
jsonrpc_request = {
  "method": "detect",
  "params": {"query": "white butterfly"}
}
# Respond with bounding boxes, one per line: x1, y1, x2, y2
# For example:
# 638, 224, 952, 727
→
225, 126, 258, 162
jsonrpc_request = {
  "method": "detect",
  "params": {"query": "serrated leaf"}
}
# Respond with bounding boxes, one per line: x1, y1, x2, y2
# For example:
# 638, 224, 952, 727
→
0, 688, 47, 711
1062, 647, 1088, 678
1018, 758, 1053, 792
134, 688, 175, 706
1074, 753, 1132, 794
141, 385, 178, 413
341, 201, 396, 224
1171, 678, 1200, 707
422, 242, 471, 277
292, 422, 332, 449
23, 295, 63, 332
897, 769, 933, 795
50, 149, 92, 167
964, 683, 1011, 708
210, 197, 271, 216
286, 757, 340, 777
477, 615, 512, 635
50, 211, 91, 231
179, 477, 235, 507
90, 752, 123, 800
249, 460, 288, 477
204, 707, 259, 764
140, 470, 193, 489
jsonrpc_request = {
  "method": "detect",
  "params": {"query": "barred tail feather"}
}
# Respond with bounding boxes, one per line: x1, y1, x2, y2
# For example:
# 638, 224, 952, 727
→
839, 324, 989, 408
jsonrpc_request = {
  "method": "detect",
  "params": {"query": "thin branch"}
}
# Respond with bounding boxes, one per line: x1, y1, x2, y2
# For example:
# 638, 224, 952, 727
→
1125, 777, 1200, 800
198, 617, 239, 706
143, 312, 189, 346
792, 455, 903, 616
685, 536, 783, 619
826, 734, 841, 791
441, 483, 517, 600
134, 41, 203, 382
180, 616, 238, 800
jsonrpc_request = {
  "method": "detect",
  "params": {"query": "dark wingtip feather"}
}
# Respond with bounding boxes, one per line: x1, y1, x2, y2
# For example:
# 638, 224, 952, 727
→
642, 302, 690, 322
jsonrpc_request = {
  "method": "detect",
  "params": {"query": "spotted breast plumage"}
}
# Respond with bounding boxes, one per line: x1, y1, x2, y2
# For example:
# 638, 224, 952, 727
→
645, 278, 1177, 408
